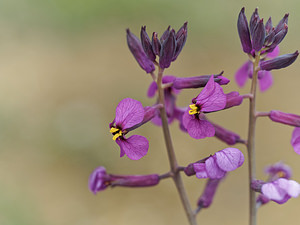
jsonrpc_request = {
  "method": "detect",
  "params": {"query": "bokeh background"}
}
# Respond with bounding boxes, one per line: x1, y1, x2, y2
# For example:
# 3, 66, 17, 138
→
0, 0, 300, 224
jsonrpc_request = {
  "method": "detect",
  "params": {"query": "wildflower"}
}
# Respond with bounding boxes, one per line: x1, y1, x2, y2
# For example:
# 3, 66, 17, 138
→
110, 98, 155, 160
291, 127, 300, 155
265, 161, 292, 180
182, 75, 226, 139
184, 148, 244, 179
89, 167, 160, 194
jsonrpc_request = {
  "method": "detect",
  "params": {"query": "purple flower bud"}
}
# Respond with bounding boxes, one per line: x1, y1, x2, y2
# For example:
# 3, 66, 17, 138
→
251, 180, 266, 192
269, 110, 300, 127
172, 72, 229, 89
268, 24, 288, 49
152, 32, 161, 56
274, 13, 289, 34
211, 122, 241, 145
250, 8, 260, 35
237, 7, 252, 54
224, 91, 243, 109
265, 17, 273, 34
252, 18, 265, 51
140, 26, 156, 62
260, 51, 299, 71
89, 167, 160, 194
173, 22, 188, 61
126, 29, 155, 73
159, 29, 176, 69
197, 179, 222, 208
265, 162, 292, 180
160, 25, 170, 42
264, 28, 276, 46
184, 158, 208, 176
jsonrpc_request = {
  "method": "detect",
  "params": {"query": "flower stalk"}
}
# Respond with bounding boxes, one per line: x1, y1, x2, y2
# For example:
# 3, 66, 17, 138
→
157, 66, 197, 225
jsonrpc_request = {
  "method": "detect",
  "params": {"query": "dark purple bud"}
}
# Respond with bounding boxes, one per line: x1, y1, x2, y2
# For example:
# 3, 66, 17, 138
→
274, 13, 289, 33
250, 8, 260, 36
224, 91, 243, 109
265, 17, 273, 34
268, 24, 288, 49
126, 29, 155, 73
269, 110, 300, 127
252, 19, 265, 51
184, 158, 208, 176
211, 122, 241, 145
197, 179, 222, 209
160, 25, 170, 42
159, 29, 176, 69
260, 51, 299, 71
152, 32, 161, 56
127, 104, 162, 131
251, 180, 266, 192
172, 25, 188, 61
140, 26, 156, 62
264, 28, 276, 46
173, 72, 229, 89
176, 22, 188, 39
89, 167, 111, 194
237, 8, 252, 54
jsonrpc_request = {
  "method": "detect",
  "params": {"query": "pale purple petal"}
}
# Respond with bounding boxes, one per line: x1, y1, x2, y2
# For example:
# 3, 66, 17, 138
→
147, 81, 157, 98
193, 163, 209, 179
194, 75, 216, 102
291, 127, 300, 154
267, 45, 280, 58
205, 156, 226, 179
115, 98, 144, 130
182, 109, 191, 129
235, 61, 251, 87
183, 112, 215, 139
215, 148, 244, 172
116, 135, 149, 160
89, 167, 108, 194
286, 180, 300, 198
200, 83, 227, 112
258, 71, 273, 92
261, 182, 287, 201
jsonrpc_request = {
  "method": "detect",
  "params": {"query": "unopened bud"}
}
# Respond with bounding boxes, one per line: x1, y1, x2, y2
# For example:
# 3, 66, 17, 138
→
237, 8, 252, 54
269, 110, 300, 127
260, 51, 299, 71
140, 26, 156, 61
159, 29, 176, 68
252, 18, 265, 51
197, 179, 222, 208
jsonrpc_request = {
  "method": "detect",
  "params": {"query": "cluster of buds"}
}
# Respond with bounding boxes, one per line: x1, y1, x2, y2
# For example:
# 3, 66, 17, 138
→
126, 22, 188, 72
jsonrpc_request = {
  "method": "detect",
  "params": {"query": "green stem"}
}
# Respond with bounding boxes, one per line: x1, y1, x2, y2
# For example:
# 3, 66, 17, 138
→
157, 67, 197, 225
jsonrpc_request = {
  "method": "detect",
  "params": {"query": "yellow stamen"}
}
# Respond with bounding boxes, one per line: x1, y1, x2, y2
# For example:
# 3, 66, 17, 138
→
277, 171, 286, 178
110, 127, 123, 141
110, 127, 119, 133
189, 104, 199, 115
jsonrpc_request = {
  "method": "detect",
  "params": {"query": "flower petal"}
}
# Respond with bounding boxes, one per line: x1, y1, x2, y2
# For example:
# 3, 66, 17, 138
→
235, 61, 251, 87
291, 128, 300, 154
184, 114, 215, 139
193, 163, 209, 179
258, 71, 273, 92
267, 45, 280, 58
215, 148, 244, 172
205, 156, 226, 179
115, 98, 144, 130
147, 81, 157, 98
261, 182, 287, 201
286, 180, 300, 198
116, 135, 149, 160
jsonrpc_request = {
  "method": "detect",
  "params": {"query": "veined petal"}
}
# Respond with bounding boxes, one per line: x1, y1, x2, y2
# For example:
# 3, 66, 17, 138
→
205, 156, 226, 179
235, 61, 251, 87
286, 180, 300, 198
194, 163, 209, 179
115, 98, 144, 130
215, 148, 244, 172
184, 113, 215, 139
116, 135, 149, 160
258, 71, 273, 92
262, 182, 287, 201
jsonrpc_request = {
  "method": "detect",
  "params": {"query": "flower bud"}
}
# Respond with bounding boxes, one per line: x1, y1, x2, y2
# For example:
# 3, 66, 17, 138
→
250, 8, 260, 35
126, 29, 155, 73
252, 18, 265, 51
160, 25, 170, 42
224, 91, 243, 109
211, 122, 241, 145
265, 17, 273, 34
260, 51, 299, 71
268, 24, 288, 49
159, 29, 176, 69
269, 110, 300, 127
173, 22, 188, 61
140, 26, 156, 62
274, 13, 289, 33
197, 179, 222, 208
237, 7, 252, 53
152, 32, 161, 56
264, 28, 275, 46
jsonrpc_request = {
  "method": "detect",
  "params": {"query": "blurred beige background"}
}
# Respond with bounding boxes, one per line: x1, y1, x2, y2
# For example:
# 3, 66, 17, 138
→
0, 0, 300, 224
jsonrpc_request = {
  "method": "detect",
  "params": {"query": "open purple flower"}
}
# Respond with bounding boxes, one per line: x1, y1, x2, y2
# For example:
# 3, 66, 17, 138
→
110, 98, 150, 160
182, 75, 226, 139
184, 148, 244, 179
261, 178, 300, 204
265, 162, 292, 180
291, 127, 300, 155
235, 46, 279, 92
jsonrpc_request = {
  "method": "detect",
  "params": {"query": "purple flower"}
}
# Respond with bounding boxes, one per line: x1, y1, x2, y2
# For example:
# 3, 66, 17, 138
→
235, 46, 279, 92
182, 75, 226, 139
261, 178, 300, 204
185, 148, 244, 179
269, 110, 300, 127
110, 98, 150, 160
265, 162, 292, 180
89, 166, 160, 194
197, 178, 223, 209
291, 127, 300, 155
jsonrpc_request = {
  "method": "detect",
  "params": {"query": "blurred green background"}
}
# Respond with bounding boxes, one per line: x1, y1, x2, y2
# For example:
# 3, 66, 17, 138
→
0, 0, 300, 224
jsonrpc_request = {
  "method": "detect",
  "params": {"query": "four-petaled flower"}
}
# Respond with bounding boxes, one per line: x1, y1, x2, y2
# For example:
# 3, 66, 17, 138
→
110, 98, 149, 160
182, 75, 226, 139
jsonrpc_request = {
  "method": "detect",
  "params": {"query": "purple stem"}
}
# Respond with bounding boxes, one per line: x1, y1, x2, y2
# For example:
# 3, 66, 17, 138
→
247, 53, 260, 225
157, 67, 197, 225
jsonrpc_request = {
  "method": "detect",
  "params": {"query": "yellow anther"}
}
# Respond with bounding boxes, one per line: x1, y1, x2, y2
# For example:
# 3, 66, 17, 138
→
277, 171, 286, 178
189, 104, 199, 115
110, 127, 119, 133
112, 131, 123, 141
